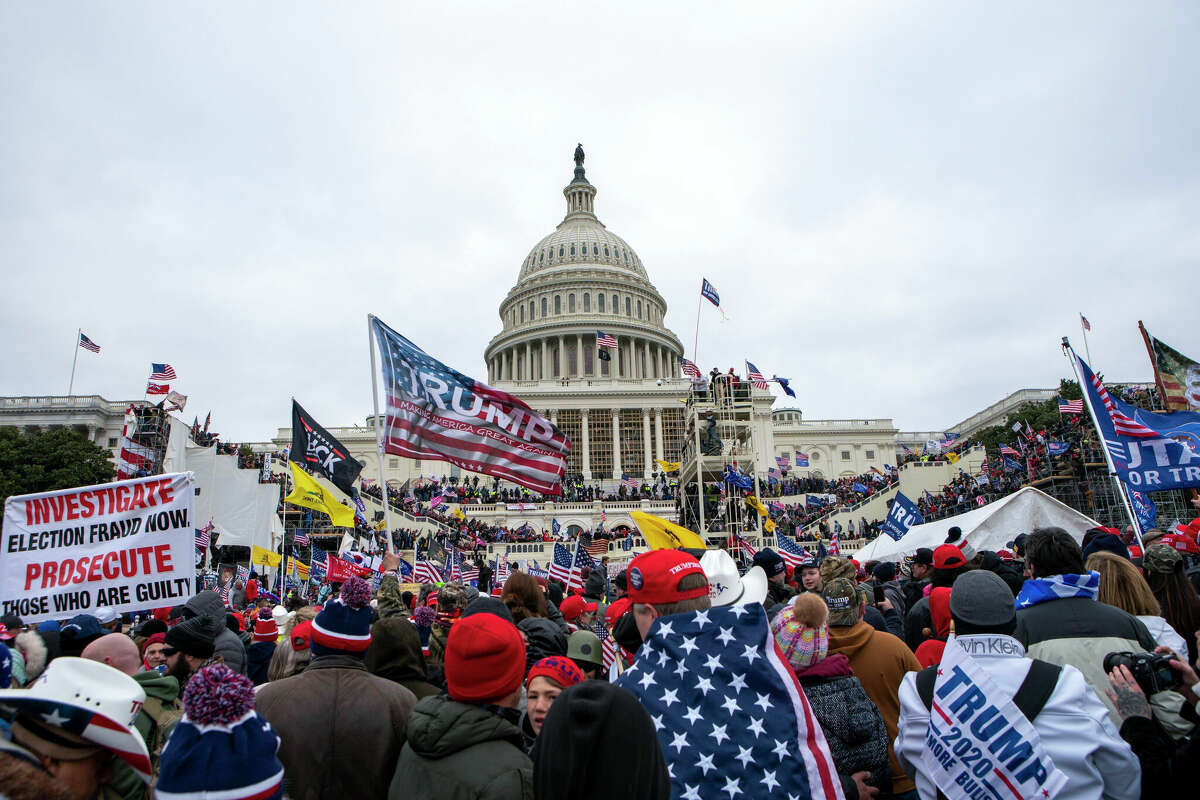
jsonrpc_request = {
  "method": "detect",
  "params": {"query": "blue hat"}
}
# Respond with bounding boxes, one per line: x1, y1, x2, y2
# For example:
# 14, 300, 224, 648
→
156, 663, 283, 800
752, 548, 786, 579
311, 576, 373, 658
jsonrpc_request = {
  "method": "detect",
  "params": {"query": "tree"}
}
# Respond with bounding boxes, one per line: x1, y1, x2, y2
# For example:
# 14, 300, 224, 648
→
0, 427, 116, 510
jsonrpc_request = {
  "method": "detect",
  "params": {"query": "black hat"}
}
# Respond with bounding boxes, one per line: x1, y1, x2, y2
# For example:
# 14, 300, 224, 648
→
913, 548, 934, 567
165, 617, 216, 659
752, 548, 786, 579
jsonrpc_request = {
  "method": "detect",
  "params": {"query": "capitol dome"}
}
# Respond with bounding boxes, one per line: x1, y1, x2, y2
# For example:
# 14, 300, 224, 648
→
485, 146, 684, 386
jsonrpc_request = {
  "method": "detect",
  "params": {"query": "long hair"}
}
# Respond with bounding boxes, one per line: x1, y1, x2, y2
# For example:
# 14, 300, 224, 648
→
502, 572, 548, 623
1146, 566, 1200, 662
1086, 552, 1160, 616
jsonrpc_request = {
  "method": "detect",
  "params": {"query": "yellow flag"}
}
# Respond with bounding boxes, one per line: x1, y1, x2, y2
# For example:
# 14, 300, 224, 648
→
763, 518, 776, 533
251, 545, 282, 568
745, 495, 768, 516
453, 506, 466, 521
946, 452, 959, 464
655, 459, 681, 474
285, 461, 356, 528
630, 511, 707, 550
293, 560, 310, 580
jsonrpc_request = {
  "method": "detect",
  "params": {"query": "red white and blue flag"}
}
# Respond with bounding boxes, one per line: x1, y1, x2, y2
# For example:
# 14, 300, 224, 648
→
775, 531, 808, 567
679, 357, 703, 380
596, 331, 618, 348
745, 361, 770, 390
146, 383, 170, 395
78, 332, 101, 353
1058, 398, 1083, 415
371, 316, 570, 496
413, 556, 444, 585
700, 278, 720, 307
795, 452, 809, 467
999, 445, 1021, 458
548, 542, 574, 585
150, 363, 177, 381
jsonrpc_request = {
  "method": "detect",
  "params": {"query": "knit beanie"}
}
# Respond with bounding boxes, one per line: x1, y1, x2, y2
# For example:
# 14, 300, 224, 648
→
156, 663, 283, 800
525, 656, 586, 691
771, 593, 829, 670
252, 609, 279, 643
165, 616, 216, 659
444, 613, 526, 705
311, 576, 373, 658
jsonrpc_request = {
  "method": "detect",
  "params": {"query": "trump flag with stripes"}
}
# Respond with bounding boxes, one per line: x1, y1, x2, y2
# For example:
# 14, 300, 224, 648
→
371, 315, 570, 495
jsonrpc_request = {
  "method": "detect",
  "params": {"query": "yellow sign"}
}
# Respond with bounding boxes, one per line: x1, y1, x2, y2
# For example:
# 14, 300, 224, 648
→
630, 511, 706, 550
285, 461, 356, 528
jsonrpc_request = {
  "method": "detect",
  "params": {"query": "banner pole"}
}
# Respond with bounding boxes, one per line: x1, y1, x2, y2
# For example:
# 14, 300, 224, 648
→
68, 328, 80, 396
692, 291, 702, 367
368, 315, 395, 554
1137, 320, 1171, 411
1062, 338, 1140, 537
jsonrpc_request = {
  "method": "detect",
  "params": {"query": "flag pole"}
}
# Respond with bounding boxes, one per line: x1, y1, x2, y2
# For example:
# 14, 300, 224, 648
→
68, 328, 80, 396
367, 314, 395, 554
692, 292, 702, 367
1079, 313, 1093, 366
1137, 320, 1171, 411
1062, 337, 1141, 543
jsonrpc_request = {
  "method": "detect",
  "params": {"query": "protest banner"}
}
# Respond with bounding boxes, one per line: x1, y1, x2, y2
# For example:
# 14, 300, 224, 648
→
881, 492, 923, 541
1, 473, 196, 624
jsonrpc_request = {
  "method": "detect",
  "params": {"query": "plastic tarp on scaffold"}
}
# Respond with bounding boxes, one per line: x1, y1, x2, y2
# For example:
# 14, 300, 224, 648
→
177, 443, 282, 552
855, 487, 1100, 563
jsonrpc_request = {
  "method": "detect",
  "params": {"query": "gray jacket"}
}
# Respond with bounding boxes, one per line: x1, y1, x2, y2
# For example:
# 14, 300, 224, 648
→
184, 590, 247, 675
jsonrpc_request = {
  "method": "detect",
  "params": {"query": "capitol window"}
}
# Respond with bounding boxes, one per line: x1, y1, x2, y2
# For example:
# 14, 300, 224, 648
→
612, 293, 618, 312
625, 297, 631, 316
584, 293, 590, 312
841, 450, 851, 461
866, 449, 875, 460
570, 244, 576, 256
555, 295, 561, 314
520, 306, 525, 323
569, 294, 576, 312
593, 244, 598, 255
604, 246, 609, 257
559, 246, 564, 257
598, 294, 605, 312
542, 297, 548, 316
637, 300, 642, 318
539, 251, 544, 263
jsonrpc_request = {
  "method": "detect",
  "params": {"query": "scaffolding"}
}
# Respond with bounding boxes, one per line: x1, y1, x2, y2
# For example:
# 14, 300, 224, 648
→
677, 377, 765, 544
119, 402, 173, 477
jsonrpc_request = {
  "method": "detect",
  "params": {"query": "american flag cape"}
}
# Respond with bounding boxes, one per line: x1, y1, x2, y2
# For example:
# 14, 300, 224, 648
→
370, 316, 570, 496
614, 604, 843, 800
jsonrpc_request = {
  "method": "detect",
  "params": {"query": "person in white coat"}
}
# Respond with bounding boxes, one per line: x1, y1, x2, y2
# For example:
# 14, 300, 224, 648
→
895, 570, 1140, 800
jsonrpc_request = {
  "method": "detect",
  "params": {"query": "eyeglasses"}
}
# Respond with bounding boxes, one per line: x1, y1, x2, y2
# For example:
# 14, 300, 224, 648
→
161, 646, 179, 657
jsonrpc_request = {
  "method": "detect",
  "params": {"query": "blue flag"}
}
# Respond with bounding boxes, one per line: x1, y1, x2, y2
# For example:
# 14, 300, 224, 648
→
774, 377, 796, 398
851, 482, 868, 494
614, 605, 841, 799
1002, 456, 1023, 472
805, 494, 827, 509
723, 465, 753, 490
1046, 441, 1070, 456
552, 518, 561, 536
1129, 489, 1157, 534
1077, 353, 1200, 491
700, 278, 720, 307
881, 492, 923, 541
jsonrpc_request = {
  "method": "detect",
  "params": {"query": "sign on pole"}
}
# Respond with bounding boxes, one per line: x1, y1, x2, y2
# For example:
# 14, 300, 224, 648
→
2, 473, 196, 624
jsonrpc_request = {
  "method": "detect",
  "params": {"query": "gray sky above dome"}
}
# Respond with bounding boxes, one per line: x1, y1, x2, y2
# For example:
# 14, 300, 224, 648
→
1, 2, 1196, 442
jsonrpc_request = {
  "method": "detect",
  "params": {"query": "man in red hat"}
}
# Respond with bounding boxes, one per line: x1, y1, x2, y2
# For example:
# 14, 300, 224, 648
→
626, 549, 711, 640
558, 596, 597, 632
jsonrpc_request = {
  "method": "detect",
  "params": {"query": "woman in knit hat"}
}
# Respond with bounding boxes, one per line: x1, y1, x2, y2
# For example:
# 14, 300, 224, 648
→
523, 656, 585, 741
772, 593, 890, 800
246, 609, 278, 686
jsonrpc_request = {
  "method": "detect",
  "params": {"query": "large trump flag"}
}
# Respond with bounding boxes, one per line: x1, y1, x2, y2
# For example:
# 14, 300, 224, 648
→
370, 315, 570, 495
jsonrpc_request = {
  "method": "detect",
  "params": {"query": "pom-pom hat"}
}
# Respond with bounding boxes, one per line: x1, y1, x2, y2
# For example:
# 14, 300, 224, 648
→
0, 657, 151, 784
155, 663, 283, 800
311, 576, 373, 656
772, 594, 829, 669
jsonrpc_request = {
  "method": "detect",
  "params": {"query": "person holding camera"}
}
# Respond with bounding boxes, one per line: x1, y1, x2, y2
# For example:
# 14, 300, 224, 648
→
1105, 633, 1200, 794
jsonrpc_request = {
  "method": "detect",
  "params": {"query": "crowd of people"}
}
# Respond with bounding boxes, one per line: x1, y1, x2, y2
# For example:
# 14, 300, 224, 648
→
3, 506, 1200, 799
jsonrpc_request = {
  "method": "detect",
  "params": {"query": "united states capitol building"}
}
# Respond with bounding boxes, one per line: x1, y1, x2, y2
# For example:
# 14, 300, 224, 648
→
1, 148, 1049, 526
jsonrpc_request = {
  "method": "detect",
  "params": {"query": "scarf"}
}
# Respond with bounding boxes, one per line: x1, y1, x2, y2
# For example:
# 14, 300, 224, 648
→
1014, 571, 1099, 609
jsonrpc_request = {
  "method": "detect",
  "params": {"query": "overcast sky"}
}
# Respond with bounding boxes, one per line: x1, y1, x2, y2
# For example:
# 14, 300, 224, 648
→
2, 2, 1196, 441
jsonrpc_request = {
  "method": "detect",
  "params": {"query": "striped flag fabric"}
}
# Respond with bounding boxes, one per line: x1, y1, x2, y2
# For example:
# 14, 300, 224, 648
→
596, 331, 618, 348
413, 557, 444, 585
775, 531, 808, 567
117, 437, 155, 477
146, 383, 170, 395
591, 619, 619, 672
1080, 313, 1091, 332
679, 357, 703, 380
293, 531, 309, 547
1058, 398, 1083, 415
828, 529, 841, 556
579, 533, 609, 558
150, 363, 177, 381
999, 445, 1021, 457
569, 541, 595, 592
621, 476, 640, 490
795, 452, 809, 467
548, 542, 574, 585
1085, 365, 1159, 438
195, 523, 212, 551
745, 361, 770, 390
734, 533, 758, 558
78, 332, 101, 353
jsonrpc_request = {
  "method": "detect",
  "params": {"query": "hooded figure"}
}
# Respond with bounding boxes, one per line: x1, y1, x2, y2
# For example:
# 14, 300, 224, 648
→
183, 590, 247, 674
532, 681, 670, 800
517, 618, 567, 674
366, 616, 441, 699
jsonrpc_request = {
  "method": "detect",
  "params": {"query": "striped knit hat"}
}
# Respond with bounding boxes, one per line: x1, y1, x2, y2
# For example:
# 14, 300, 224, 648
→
252, 609, 278, 643
771, 593, 829, 669
311, 576, 373, 657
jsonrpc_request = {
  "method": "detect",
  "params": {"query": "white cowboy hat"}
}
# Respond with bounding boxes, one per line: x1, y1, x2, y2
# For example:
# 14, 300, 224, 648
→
0, 657, 151, 784
700, 549, 768, 607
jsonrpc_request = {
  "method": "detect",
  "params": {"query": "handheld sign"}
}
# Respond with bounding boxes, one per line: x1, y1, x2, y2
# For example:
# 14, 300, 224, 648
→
2, 473, 196, 624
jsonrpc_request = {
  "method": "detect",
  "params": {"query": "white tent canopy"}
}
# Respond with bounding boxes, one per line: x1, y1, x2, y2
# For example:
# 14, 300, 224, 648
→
855, 487, 1100, 562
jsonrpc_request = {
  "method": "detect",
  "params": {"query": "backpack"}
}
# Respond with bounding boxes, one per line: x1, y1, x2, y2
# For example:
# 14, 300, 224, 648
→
140, 694, 185, 768
914, 659, 1062, 800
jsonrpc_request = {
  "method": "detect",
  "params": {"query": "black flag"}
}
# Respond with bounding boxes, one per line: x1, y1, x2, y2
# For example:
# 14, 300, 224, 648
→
290, 400, 364, 497
598, 349, 611, 362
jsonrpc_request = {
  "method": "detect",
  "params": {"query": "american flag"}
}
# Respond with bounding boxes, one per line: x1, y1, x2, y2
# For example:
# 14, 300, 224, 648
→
795, 452, 809, 467
614, 604, 842, 800
1081, 358, 1159, 439
218, 584, 231, 607
310, 548, 327, 565
745, 361, 770, 390
596, 331, 618, 348
700, 278, 720, 307
460, 559, 480, 584
548, 542, 574, 585
78, 332, 101, 353
413, 557, 445, 585
293, 531, 309, 547
775, 456, 788, 467
999, 445, 1021, 457
1058, 398, 1083, 415
775, 531, 808, 567
195, 522, 212, 551
679, 357, 703, 380
568, 541, 595, 592
1080, 313, 1091, 332
734, 533, 758, 558
150, 362, 177, 381
621, 476, 640, 490
591, 619, 619, 673
828, 529, 841, 556
976, 496, 986, 507
579, 532, 609, 558
372, 316, 570, 496
767, 467, 781, 480
146, 383, 170, 395
493, 551, 511, 585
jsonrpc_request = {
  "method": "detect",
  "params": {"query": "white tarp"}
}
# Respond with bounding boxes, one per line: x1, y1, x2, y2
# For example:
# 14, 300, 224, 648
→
186, 446, 280, 551
855, 487, 1099, 562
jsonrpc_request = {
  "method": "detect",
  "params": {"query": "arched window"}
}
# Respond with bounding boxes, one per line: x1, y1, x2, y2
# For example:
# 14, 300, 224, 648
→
570, 244, 575, 256
625, 297, 631, 316
559, 246, 564, 257
612, 294, 618, 313
519, 306, 525, 323
541, 297, 548, 317
569, 294, 576, 313
637, 300, 642, 318
529, 301, 535, 320
593, 244, 598, 255
554, 295, 561, 315
604, 246, 609, 257
583, 293, 590, 312
598, 293, 605, 313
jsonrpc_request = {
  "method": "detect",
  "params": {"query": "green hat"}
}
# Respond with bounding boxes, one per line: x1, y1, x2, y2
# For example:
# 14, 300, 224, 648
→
566, 630, 604, 667
1143, 544, 1182, 575
822, 578, 862, 627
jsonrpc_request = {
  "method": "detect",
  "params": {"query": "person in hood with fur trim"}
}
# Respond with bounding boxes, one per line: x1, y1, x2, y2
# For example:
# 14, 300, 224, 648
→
180, 590, 247, 675
257, 576, 417, 798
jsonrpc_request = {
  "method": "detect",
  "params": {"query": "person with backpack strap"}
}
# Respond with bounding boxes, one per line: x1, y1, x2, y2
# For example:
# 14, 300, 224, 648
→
895, 570, 1140, 800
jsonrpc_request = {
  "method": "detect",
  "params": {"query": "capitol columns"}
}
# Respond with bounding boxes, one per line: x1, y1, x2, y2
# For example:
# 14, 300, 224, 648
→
642, 408, 652, 477
611, 408, 622, 479
557, 335, 565, 377
575, 334, 583, 377
581, 409, 591, 479
654, 408, 664, 463
525, 341, 532, 381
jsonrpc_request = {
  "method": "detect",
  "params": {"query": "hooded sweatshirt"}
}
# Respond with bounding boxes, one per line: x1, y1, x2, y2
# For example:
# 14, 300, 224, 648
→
517, 618, 567, 674
183, 591, 247, 674
366, 616, 440, 699
828, 620, 921, 795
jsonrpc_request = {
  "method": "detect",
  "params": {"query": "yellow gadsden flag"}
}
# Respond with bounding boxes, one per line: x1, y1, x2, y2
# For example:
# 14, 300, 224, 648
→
630, 511, 707, 551
945, 451, 960, 464
285, 461, 356, 528
655, 459, 681, 474
251, 545, 282, 568
745, 495, 769, 517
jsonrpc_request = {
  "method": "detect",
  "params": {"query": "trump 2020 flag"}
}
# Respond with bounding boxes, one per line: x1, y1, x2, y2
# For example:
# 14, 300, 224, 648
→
881, 491, 923, 541
615, 604, 843, 800
370, 315, 570, 495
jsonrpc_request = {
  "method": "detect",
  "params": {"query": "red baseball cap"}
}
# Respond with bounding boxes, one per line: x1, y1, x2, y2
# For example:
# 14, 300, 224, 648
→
1161, 533, 1200, 555
605, 597, 632, 625
626, 550, 708, 605
933, 544, 966, 570
559, 595, 598, 622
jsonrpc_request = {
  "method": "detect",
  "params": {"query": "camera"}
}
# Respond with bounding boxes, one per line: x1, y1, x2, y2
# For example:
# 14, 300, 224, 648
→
1103, 651, 1179, 696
